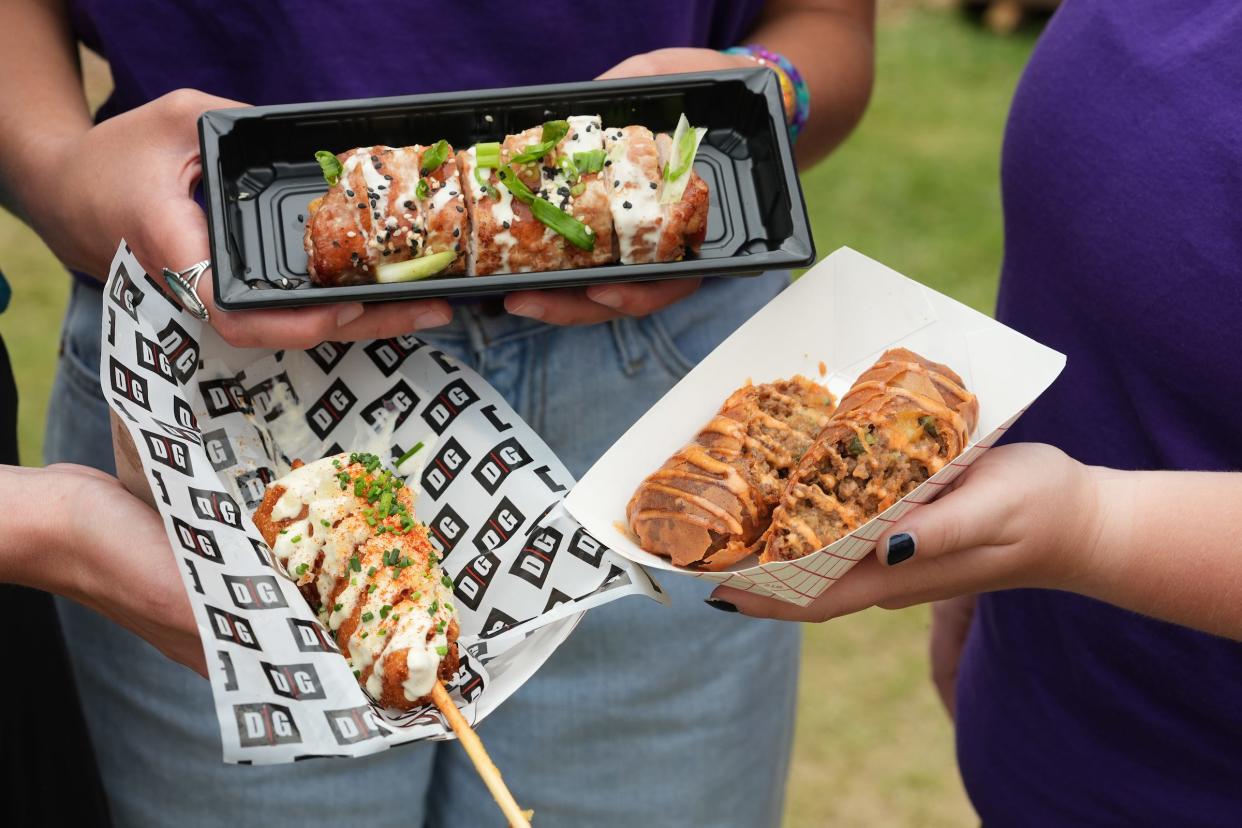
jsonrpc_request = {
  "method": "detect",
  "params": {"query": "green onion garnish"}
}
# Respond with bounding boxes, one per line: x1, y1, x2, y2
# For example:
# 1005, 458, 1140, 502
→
333, 603, 343, 612
530, 198, 595, 250
349, 554, 361, 572
375, 250, 456, 284
660, 113, 707, 205
558, 155, 579, 184
396, 441, 425, 468
498, 165, 594, 250
416, 178, 430, 199
361, 611, 374, 623
295, 563, 309, 576
421, 139, 450, 173
573, 149, 606, 174
497, 166, 535, 204
290, 535, 302, 544
380, 604, 392, 619
315, 151, 343, 185
510, 120, 569, 164
435, 644, 449, 657
475, 141, 501, 169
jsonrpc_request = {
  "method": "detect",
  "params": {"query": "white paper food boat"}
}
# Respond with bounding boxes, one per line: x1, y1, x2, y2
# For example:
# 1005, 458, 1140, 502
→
564, 247, 1067, 606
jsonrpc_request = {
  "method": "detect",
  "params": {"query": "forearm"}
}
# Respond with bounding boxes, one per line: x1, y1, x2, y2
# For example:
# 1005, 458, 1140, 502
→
1081, 469, 1242, 639
0, 466, 77, 595
747, 0, 875, 167
0, 0, 92, 228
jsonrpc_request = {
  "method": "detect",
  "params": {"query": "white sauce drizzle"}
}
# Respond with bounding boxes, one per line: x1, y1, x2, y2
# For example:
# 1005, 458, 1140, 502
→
604, 131, 662, 263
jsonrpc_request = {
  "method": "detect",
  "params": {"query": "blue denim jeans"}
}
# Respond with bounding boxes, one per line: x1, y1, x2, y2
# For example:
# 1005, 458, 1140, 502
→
46, 274, 801, 828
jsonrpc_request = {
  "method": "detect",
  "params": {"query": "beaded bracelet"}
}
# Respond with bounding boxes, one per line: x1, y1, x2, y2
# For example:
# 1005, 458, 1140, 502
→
722, 45, 810, 140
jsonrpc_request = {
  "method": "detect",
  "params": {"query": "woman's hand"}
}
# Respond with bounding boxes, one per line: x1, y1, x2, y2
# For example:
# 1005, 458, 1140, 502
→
501, 49, 754, 326
3, 464, 205, 675
709, 443, 1105, 621
34, 89, 452, 349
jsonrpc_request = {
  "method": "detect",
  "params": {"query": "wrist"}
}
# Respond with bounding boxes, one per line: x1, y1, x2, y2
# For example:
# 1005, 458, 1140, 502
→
1062, 465, 1130, 597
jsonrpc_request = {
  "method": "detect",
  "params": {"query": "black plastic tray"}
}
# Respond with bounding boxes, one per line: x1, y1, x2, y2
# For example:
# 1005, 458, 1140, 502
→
199, 68, 814, 310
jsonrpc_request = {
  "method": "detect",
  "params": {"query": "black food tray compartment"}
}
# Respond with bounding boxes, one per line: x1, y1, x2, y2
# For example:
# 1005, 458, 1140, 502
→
199, 68, 814, 310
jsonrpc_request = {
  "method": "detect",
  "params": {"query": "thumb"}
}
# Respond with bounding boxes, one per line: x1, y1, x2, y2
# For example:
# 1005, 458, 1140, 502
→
873, 474, 1007, 568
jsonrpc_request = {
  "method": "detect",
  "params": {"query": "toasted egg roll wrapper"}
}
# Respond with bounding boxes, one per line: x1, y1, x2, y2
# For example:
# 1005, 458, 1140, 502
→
627, 377, 837, 570
253, 456, 460, 711
760, 348, 979, 564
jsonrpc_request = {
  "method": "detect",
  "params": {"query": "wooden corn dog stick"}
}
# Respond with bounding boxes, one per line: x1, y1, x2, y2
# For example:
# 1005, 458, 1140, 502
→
431, 681, 532, 828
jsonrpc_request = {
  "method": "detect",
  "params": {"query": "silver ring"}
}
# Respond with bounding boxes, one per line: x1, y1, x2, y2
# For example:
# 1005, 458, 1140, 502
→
162, 260, 211, 321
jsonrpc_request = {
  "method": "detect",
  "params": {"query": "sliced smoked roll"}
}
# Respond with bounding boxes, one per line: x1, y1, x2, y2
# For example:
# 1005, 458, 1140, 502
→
603, 126, 710, 265
627, 377, 836, 570
760, 349, 979, 564
461, 115, 614, 275
253, 453, 460, 710
305, 144, 466, 286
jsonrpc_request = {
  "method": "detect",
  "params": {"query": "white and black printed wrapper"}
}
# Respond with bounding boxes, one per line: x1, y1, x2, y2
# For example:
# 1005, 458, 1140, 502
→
99, 242, 666, 764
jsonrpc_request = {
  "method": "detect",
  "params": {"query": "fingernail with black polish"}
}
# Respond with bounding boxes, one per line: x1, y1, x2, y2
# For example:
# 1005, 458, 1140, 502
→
705, 598, 739, 613
886, 532, 916, 566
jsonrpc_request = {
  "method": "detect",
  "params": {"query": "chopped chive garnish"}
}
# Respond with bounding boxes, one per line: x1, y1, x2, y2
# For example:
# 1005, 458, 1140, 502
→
361, 611, 374, 622
333, 603, 343, 612
295, 563, 309, 576
350, 554, 361, 572
380, 604, 392, 619
435, 644, 449, 656
290, 535, 302, 543
367, 583, 377, 594
395, 441, 425, 468
416, 178, 429, 199
367, 566, 377, 577
321, 519, 331, 528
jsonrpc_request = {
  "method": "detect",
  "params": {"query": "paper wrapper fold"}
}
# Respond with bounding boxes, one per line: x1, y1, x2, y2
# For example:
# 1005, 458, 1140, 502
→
564, 247, 1067, 606
99, 242, 665, 764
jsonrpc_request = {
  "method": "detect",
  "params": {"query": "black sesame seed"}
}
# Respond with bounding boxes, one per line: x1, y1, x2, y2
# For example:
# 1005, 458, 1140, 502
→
623, 200, 632, 209
384, 174, 393, 180
404, 200, 414, 209
449, 190, 457, 196
456, 205, 464, 213
613, 180, 621, 188
346, 189, 355, 197
297, 213, 304, 222
358, 203, 367, 209
370, 154, 378, 163
373, 212, 382, 220
331, 240, 340, 248
604, 159, 612, 166
452, 228, 460, 237
650, 182, 658, 189
557, 186, 570, 197
571, 132, 579, 140
502, 221, 510, 229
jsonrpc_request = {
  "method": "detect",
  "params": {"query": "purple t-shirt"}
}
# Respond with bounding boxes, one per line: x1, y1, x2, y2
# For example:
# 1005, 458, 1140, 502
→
958, 1, 1242, 823
69, 1, 762, 117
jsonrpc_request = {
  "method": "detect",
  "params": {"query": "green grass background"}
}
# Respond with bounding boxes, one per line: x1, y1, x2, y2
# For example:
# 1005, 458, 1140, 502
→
0, 7, 1040, 825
